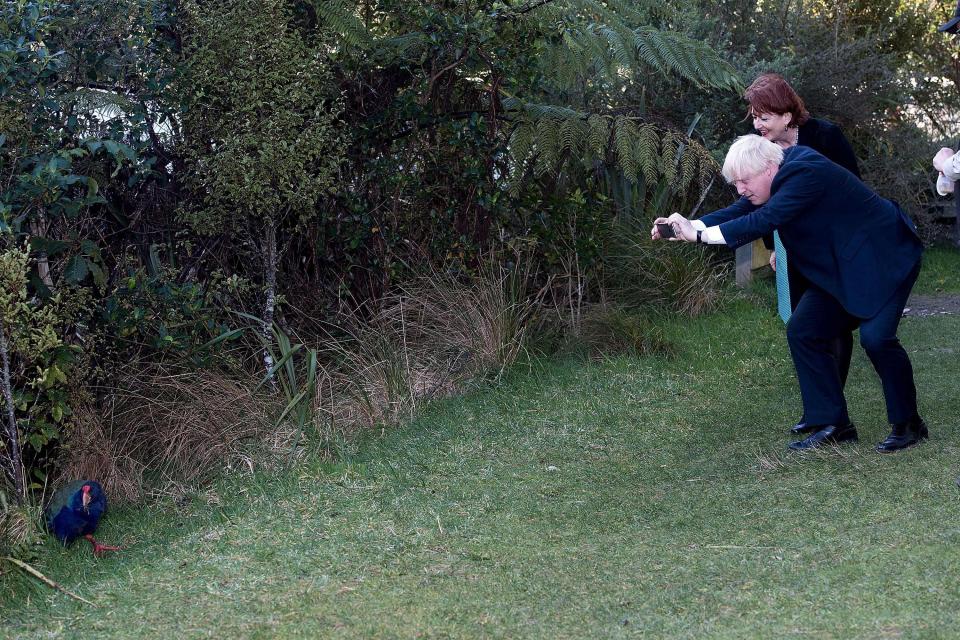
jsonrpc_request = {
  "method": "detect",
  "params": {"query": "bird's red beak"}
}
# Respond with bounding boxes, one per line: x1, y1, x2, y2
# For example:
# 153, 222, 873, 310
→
81, 485, 91, 511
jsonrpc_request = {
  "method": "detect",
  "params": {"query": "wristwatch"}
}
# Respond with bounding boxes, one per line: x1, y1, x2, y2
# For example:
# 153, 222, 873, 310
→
696, 228, 703, 244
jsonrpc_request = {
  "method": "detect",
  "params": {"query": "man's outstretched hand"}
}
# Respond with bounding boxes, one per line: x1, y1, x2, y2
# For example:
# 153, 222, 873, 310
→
650, 213, 696, 242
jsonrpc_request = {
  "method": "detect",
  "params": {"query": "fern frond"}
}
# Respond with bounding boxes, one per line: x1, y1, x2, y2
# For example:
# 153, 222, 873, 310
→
510, 121, 536, 165
678, 142, 698, 193
558, 116, 587, 158
698, 152, 717, 191
580, 0, 642, 50
312, 0, 370, 48
369, 31, 431, 65
633, 27, 740, 91
506, 96, 720, 199
508, 121, 537, 196
503, 97, 583, 120
593, 0, 662, 25
635, 123, 660, 184
64, 88, 135, 120
659, 130, 680, 186
597, 25, 635, 71
534, 117, 562, 176
613, 116, 638, 183
586, 114, 611, 163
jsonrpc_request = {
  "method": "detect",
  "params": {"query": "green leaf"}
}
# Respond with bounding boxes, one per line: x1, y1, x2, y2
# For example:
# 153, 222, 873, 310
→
64, 256, 90, 284
88, 261, 106, 288
191, 328, 245, 354
86, 176, 99, 197
30, 236, 69, 257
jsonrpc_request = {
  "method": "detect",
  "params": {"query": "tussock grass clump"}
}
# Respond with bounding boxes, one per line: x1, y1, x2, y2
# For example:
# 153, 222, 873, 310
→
59, 365, 276, 502
314, 264, 533, 434
0, 497, 41, 555
575, 304, 674, 358
382, 265, 531, 374
604, 225, 725, 317
0, 498, 43, 602
56, 402, 145, 504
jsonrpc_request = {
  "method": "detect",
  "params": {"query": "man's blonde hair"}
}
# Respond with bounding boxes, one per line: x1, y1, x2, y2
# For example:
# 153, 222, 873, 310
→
721, 134, 784, 183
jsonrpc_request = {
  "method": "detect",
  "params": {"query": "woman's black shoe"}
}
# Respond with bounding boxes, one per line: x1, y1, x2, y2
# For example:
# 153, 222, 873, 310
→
788, 423, 858, 450
875, 416, 928, 453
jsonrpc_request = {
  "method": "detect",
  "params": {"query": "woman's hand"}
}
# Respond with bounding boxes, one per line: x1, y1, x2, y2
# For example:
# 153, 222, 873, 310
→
769, 250, 777, 272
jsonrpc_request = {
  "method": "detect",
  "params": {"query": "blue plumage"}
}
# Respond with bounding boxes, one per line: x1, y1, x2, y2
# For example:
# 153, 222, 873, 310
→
45, 479, 108, 546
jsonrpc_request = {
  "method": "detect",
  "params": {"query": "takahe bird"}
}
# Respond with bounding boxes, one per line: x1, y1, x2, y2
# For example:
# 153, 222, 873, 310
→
45, 480, 120, 556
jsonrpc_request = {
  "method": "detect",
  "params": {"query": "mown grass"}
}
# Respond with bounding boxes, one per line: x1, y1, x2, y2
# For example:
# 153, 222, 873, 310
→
915, 244, 960, 294
2, 252, 960, 639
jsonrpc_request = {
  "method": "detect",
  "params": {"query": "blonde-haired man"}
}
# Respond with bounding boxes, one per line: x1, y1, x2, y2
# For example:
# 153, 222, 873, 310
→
653, 134, 926, 453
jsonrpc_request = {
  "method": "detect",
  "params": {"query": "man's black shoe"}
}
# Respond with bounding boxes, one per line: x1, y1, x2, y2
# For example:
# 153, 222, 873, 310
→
875, 416, 928, 453
788, 423, 858, 450
790, 420, 818, 435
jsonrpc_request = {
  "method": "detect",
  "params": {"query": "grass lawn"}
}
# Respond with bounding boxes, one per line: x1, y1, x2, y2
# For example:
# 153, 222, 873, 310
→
915, 244, 960, 294
2, 251, 960, 639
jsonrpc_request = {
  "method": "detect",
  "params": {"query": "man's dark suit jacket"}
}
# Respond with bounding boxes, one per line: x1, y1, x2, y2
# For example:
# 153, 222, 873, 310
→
760, 119, 860, 307
699, 146, 922, 319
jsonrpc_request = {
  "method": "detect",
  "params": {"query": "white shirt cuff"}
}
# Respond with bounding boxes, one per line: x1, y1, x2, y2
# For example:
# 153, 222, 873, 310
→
702, 226, 726, 245
691, 220, 706, 231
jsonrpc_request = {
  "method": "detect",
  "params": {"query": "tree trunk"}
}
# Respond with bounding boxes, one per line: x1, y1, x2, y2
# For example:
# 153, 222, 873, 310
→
0, 319, 24, 503
31, 210, 54, 290
261, 220, 278, 382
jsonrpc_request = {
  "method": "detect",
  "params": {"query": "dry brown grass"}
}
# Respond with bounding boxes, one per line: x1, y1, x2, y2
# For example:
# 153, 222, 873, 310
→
57, 365, 277, 503
0, 500, 40, 553
313, 264, 534, 435
56, 401, 145, 503
49, 265, 533, 500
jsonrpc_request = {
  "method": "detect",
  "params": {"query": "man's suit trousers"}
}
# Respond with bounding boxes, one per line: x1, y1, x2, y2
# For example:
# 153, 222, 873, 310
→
785, 260, 921, 427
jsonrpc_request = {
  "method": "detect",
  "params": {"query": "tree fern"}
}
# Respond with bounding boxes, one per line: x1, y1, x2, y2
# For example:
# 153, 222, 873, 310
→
586, 114, 611, 164
635, 123, 660, 184
310, 0, 370, 48
678, 137, 699, 193
519, 0, 741, 94
534, 117, 561, 178
558, 116, 587, 159
506, 103, 719, 208
329, 0, 733, 212
633, 27, 740, 91
658, 129, 679, 187
612, 117, 638, 183
597, 25, 636, 71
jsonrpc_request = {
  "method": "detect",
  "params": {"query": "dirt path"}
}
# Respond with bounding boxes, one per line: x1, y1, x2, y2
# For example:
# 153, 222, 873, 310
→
903, 294, 960, 317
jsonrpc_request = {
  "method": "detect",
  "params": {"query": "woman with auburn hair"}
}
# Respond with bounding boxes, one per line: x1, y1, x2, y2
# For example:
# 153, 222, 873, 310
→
745, 73, 861, 437
745, 73, 860, 177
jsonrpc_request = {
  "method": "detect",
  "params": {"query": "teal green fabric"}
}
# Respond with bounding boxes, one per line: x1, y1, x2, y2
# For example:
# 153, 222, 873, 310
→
774, 230, 791, 323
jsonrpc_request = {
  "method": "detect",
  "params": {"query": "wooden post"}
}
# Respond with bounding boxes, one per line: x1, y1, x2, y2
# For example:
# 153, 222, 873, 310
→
735, 243, 752, 286
735, 239, 773, 286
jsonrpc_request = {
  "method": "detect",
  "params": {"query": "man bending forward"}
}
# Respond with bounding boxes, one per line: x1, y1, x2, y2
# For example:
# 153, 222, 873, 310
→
653, 134, 926, 452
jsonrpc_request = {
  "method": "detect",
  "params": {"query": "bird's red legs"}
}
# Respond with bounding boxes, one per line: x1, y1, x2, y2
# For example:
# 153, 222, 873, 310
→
84, 534, 121, 556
